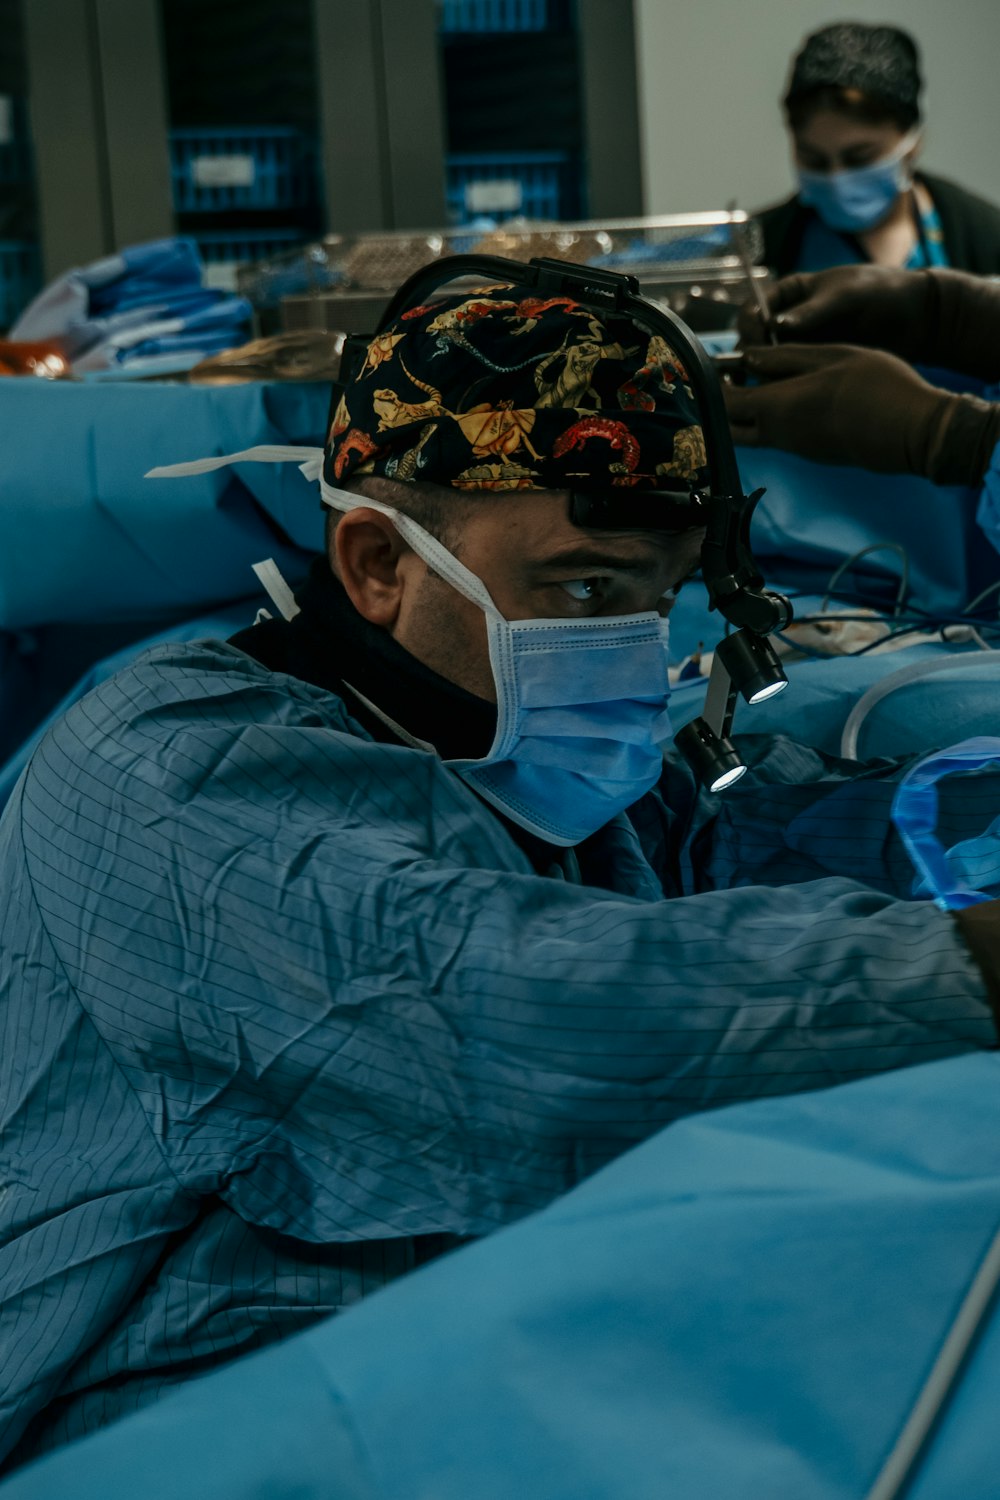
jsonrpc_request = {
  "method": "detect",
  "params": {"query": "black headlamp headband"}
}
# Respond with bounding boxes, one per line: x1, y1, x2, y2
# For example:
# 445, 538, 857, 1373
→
341, 252, 791, 638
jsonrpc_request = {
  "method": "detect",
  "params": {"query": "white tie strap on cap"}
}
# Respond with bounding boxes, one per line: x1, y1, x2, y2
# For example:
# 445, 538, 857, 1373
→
145, 445, 325, 622
145, 445, 324, 481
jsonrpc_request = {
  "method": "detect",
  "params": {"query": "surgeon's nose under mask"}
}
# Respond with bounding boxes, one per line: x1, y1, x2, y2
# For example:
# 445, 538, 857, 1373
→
797, 129, 921, 234
323, 482, 674, 847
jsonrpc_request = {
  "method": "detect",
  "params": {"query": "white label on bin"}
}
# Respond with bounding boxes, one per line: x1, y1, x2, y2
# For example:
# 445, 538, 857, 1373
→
466, 178, 523, 213
191, 154, 256, 189
203, 262, 241, 292
0, 97, 12, 146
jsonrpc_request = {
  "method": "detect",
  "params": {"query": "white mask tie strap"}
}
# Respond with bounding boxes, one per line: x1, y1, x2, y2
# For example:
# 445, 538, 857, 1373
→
320, 478, 504, 623
251, 559, 300, 622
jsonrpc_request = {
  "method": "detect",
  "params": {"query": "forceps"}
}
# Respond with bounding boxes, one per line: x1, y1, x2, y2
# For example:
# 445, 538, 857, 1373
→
728, 204, 778, 346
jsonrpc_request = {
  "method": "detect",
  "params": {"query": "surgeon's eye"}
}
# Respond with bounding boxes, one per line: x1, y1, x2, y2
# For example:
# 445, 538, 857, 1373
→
559, 578, 606, 602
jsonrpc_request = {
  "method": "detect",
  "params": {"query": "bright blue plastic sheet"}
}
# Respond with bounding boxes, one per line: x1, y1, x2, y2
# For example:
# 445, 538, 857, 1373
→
892, 737, 1000, 908
5, 1052, 1000, 1500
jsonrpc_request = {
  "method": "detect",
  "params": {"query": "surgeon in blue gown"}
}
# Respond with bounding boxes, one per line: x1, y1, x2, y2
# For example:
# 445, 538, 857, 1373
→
3, 277, 1000, 1476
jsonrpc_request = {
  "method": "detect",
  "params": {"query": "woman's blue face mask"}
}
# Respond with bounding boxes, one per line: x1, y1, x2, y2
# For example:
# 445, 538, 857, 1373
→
797, 129, 921, 234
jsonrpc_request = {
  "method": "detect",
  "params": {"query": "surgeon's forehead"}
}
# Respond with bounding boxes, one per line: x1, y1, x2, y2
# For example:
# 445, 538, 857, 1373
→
477, 487, 700, 565
534, 521, 704, 583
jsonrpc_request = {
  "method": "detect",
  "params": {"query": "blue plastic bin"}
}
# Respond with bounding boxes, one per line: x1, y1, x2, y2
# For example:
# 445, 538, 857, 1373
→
0, 241, 42, 331
170, 127, 315, 213
193, 228, 309, 268
439, 0, 551, 31
446, 151, 571, 224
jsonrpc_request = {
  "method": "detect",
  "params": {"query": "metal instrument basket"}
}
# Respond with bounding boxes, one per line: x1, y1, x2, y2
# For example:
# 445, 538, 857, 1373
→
235, 211, 768, 337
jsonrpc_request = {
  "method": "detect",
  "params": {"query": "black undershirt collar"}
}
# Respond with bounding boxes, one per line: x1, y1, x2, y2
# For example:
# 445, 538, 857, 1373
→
229, 557, 498, 760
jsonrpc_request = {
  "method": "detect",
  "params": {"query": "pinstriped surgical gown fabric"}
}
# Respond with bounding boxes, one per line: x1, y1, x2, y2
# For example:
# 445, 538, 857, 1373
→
0, 638, 994, 1469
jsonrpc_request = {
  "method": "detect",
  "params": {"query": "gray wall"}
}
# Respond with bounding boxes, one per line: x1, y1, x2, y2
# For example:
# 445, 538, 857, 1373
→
635, 0, 1000, 217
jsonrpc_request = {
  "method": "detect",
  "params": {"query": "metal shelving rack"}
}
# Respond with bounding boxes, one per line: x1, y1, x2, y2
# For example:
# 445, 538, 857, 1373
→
17, 0, 643, 295
161, 0, 323, 285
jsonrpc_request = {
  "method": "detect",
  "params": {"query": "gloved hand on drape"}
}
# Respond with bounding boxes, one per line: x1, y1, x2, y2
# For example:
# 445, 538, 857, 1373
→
738, 266, 1000, 382
724, 343, 1000, 486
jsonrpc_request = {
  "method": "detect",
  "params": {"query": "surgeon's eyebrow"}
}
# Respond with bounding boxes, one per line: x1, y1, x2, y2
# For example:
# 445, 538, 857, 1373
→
532, 545, 663, 576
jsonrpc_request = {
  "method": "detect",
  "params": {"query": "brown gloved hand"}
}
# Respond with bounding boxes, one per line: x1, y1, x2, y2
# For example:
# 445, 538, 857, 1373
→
737, 266, 932, 359
738, 266, 1000, 382
724, 343, 1000, 486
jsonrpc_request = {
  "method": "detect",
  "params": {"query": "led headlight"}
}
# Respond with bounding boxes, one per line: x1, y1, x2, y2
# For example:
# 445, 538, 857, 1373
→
674, 718, 748, 793
675, 630, 787, 791
715, 629, 788, 706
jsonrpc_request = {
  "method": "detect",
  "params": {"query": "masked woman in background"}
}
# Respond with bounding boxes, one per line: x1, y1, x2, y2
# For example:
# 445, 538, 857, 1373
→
756, 21, 1000, 278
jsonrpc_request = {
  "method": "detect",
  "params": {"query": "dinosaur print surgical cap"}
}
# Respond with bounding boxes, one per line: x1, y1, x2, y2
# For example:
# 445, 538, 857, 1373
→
324, 279, 707, 494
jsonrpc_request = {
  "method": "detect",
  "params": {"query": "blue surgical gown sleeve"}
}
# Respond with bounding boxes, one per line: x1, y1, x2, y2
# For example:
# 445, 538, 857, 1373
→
3, 638, 998, 1464
4, 640, 993, 1249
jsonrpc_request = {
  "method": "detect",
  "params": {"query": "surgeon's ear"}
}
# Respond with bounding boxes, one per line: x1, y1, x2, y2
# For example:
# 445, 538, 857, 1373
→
334, 507, 413, 627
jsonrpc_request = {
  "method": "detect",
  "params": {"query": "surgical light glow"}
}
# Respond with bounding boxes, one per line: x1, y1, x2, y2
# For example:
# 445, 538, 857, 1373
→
709, 763, 748, 792
747, 678, 788, 705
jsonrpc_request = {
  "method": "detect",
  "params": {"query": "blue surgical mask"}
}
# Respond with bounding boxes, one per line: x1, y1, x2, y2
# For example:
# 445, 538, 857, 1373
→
797, 129, 921, 234
322, 481, 674, 847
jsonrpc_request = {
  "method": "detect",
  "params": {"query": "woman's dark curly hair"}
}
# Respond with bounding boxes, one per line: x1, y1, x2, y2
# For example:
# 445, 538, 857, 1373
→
784, 22, 923, 133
